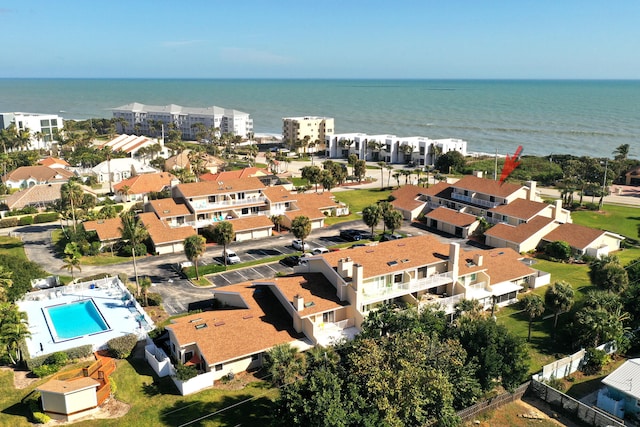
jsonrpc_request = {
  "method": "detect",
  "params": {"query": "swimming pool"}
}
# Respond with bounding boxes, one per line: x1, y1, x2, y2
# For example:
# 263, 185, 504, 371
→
44, 299, 111, 342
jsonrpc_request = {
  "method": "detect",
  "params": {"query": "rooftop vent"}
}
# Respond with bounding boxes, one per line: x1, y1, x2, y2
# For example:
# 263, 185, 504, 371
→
189, 318, 203, 323
401, 259, 410, 263
194, 323, 208, 330
214, 321, 225, 327
304, 301, 315, 308
163, 209, 170, 214
242, 314, 253, 319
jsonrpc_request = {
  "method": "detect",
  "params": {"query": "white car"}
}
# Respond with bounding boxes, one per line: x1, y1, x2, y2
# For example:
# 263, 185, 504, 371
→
292, 239, 311, 251
223, 249, 241, 264
311, 247, 330, 255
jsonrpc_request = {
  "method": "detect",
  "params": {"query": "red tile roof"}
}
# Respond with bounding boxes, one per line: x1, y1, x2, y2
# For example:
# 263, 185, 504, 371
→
458, 247, 536, 283
228, 216, 274, 232
201, 167, 271, 181
113, 172, 177, 195
82, 217, 123, 241
263, 185, 295, 203
38, 157, 70, 167
390, 185, 426, 212
3, 165, 74, 183
147, 198, 191, 218
138, 212, 196, 244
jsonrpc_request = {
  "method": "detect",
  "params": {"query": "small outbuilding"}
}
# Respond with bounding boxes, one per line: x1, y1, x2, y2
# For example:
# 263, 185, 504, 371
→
37, 377, 100, 421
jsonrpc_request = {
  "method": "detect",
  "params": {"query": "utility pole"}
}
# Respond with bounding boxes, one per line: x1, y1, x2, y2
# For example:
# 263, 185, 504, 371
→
494, 148, 498, 180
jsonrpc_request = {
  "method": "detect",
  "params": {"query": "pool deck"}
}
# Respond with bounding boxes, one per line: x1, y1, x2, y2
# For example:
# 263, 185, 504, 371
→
17, 277, 155, 359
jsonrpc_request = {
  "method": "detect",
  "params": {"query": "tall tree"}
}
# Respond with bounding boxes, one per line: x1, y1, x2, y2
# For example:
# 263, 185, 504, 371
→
0, 303, 30, 365
377, 161, 386, 189
589, 255, 628, 293
377, 201, 393, 235
209, 221, 235, 267
544, 281, 575, 332
362, 204, 381, 238
60, 181, 84, 233
353, 159, 366, 183
118, 211, 149, 296
301, 165, 322, 192
61, 253, 82, 282
521, 294, 545, 342
270, 214, 284, 233
265, 343, 305, 387
140, 276, 152, 307
383, 209, 403, 235
291, 216, 311, 251
183, 234, 206, 280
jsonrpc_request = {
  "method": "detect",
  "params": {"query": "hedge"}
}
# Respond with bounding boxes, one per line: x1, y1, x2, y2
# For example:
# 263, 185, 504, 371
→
0, 217, 19, 228
107, 334, 139, 359
18, 216, 34, 226
184, 264, 226, 278
34, 212, 59, 223
26, 344, 94, 369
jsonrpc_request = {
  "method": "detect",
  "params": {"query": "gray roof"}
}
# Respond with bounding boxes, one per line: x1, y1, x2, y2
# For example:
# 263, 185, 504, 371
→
111, 103, 249, 117
602, 358, 640, 399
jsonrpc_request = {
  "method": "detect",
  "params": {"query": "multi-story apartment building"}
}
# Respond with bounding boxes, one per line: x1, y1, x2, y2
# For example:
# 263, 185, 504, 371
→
282, 116, 334, 153
148, 234, 549, 394
112, 103, 253, 140
325, 132, 467, 165
0, 112, 64, 150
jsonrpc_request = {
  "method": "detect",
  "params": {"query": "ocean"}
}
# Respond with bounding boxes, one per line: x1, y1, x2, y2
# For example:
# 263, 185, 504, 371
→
0, 79, 638, 158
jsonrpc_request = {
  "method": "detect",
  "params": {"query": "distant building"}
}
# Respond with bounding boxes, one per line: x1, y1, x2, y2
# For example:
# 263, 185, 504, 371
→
111, 103, 253, 140
0, 112, 64, 150
325, 132, 467, 165
282, 116, 334, 153
93, 134, 168, 159
91, 158, 159, 186
2, 165, 74, 190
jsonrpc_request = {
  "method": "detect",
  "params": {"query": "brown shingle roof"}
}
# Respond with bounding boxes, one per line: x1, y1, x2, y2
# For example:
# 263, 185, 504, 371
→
542, 222, 607, 250
176, 177, 265, 198
38, 157, 70, 168
147, 198, 191, 218
321, 235, 450, 279
138, 212, 196, 245
425, 206, 478, 227
484, 216, 555, 244
284, 206, 325, 221
82, 217, 123, 241
458, 247, 536, 283
488, 198, 549, 221
228, 216, 274, 232
295, 191, 340, 210
201, 167, 271, 181
452, 175, 523, 198
263, 185, 295, 203
167, 274, 341, 365
3, 165, 74, 183
390, 184, 426, 211
37, 377, 100, 394
113, 172, 177, 195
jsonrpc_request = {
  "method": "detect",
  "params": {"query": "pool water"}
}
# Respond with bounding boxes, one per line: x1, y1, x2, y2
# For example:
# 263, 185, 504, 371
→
45, 299, 111, 341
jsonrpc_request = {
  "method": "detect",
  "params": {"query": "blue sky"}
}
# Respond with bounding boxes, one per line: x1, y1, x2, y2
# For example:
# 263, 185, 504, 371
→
1, 0, 638, 79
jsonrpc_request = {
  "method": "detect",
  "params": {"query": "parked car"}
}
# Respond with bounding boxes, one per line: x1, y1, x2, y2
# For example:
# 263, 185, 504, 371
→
223, 249, 241, 264
292, 239, 311, 251
339, 229, 362, 241
380, 233, 403, 242
280, 255, 301, 267
350, 243, 367, 249
311, 247, 330, 255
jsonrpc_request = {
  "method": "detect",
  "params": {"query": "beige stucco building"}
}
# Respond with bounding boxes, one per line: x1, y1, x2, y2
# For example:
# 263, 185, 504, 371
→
282, 116, 334, 153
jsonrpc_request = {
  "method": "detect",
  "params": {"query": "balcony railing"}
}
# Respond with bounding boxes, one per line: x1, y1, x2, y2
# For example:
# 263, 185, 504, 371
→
451, 192, 500, 209
362, 272, 453, 302
190, 195, 267, 211
421, 293, 464, 314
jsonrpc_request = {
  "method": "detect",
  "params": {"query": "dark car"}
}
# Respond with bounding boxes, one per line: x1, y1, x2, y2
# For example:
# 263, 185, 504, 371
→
340, 229, 362, 241
380, 233, 403, 242
280, 255, 301, 267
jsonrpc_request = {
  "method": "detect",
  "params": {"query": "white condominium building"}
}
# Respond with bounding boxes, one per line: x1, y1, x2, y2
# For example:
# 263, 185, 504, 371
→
282, 116, 334, 153
326, 132, 468, 166
112, 103, 254, 140
0, 112, 64, 150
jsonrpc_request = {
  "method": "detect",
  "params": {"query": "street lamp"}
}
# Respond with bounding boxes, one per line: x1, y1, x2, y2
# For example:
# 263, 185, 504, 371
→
600, 159, 608, 210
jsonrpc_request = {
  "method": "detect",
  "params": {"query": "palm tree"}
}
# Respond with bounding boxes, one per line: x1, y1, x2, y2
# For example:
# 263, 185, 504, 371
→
392, 171, 401, 188
61, 181, 84, 233
0, 266, 13, 303
270, 215, 284, 233
264, 343, 304, 387
454, 298, 483, 319
140, 276, 152, 307
209, 221, 235, 267
362, 204, 381, 238
61, 254, 82, 282
377, 161, 386, 189
118, 211, 149, 296
0, 304, 30, 364
291, 216, 311, 251
184, 235, 206, 280
522, 294, 545, 342
544, 281, 575, 334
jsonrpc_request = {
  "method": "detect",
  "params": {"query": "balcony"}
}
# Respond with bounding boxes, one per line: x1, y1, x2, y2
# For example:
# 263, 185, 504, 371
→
313, 319, 358, 347
361, 272, 453, 302
190, 195, 267, 211
421, 293, 464, 314
451, 192, 500, 209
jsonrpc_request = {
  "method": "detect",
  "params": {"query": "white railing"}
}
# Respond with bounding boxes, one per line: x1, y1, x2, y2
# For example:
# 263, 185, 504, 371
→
422, 293, 464, 313
191, 195, 266, 211
451, 192, 500, 209
362, 272, 453, 301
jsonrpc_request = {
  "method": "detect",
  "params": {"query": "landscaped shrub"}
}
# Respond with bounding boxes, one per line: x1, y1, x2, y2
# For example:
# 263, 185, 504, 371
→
0, 217, 19, 228
545, 376, 566, 392
18, 216, 34, 225
118, 242, 148, 258
543, 240, 572, 262
581, 347, 609, 375
64, 344, 94, 360
174, 363, 198, 381
31, 352, 69, 377
107, 334, 139, 359
34, 212, 59, 223
584, 202, 599, 211
32, 412, 51, 424
145, 292, 162, 306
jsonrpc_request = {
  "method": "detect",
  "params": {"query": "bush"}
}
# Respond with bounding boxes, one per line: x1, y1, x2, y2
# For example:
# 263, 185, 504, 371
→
107, 334, 139, 359
118, 242, 148, 258
546, 377, 566, 392
544, 240, 572, 262
32, 412, 50, 424
584, 202, 599, 211
174, 363, 198, 381
581, 348, 609, 375
0, 217, 19, 228
32, 364, 62, 378
145, 292, 162, 306
31, 351, 69, 377
33, 212, 59, 223
18, 216, 34, 226
64, 344, 94, 360
109, 377, 117, 397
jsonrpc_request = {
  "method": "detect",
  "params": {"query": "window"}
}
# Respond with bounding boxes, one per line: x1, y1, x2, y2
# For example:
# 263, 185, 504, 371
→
237, 192, 245, 199
322, 311, 334, 323
251, 354, 260, 361
215, 364, 223, 371
184, 351, 193, 363
51, 119, 57, 126
241, 208, 249, 215
394, 274, 403, 283
40, 119, 49, 126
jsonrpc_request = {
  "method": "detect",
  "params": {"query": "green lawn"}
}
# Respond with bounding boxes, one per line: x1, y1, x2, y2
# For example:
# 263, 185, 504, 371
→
572, 203, 640, 240
0, 356, 278, 427
0, 236, 28, 260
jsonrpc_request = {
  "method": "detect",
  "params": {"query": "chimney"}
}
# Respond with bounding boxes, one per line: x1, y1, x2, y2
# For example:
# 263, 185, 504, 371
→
554, 199, 563, 221
527, 181, 537, 201
353, 263, 364, 291
170, 178, 180, 188
449, 242, 460, 281
337, 257, 354, 278
473, 170, 483, 178
293, 294, 304, 311
473, 253, 483, 267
